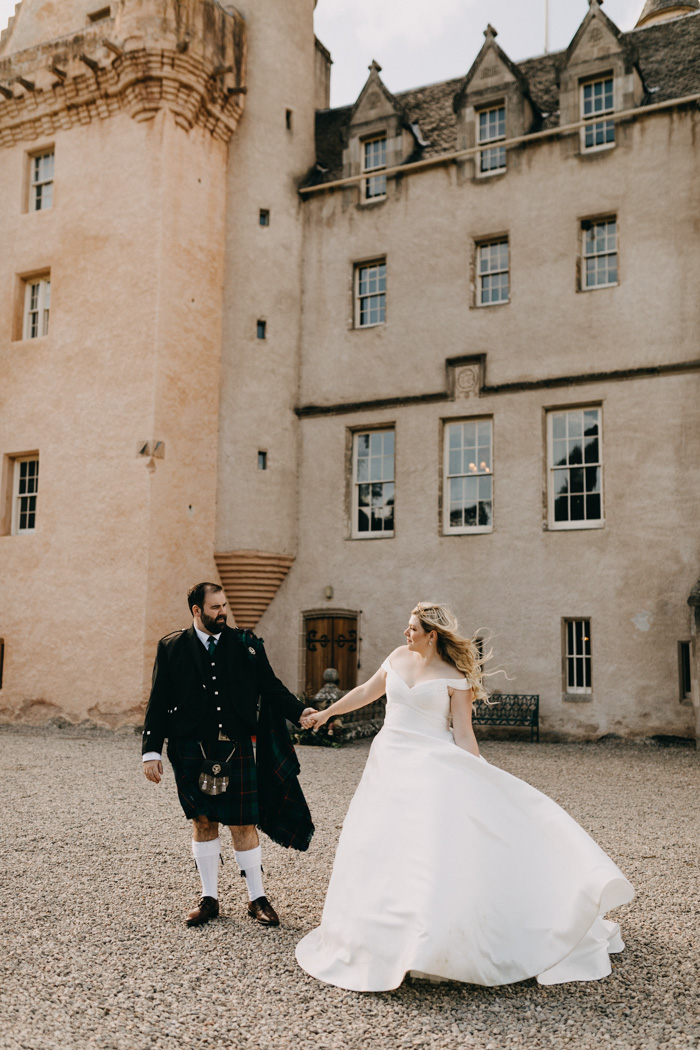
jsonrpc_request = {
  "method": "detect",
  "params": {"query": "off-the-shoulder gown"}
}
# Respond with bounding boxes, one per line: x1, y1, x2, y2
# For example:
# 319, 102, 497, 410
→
295, 658, 634, 992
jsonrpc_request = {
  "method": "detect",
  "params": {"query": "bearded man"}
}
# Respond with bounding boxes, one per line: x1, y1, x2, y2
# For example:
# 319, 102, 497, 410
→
142, 582, 316, 927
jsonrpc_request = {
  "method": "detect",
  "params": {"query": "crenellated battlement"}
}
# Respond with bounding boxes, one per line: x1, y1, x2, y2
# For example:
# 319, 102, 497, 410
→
0, 0, 247, 145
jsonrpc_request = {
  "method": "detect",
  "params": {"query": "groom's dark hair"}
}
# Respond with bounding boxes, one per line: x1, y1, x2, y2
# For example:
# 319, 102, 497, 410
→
187, 582, 224, 613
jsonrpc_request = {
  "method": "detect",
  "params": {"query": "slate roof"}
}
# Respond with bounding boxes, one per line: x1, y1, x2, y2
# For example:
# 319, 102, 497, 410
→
310, 13, 700, 186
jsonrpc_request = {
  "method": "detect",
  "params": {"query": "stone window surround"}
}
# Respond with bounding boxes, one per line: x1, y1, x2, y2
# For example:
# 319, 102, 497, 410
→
343, 116, 412, 205
558, 49, 644, 158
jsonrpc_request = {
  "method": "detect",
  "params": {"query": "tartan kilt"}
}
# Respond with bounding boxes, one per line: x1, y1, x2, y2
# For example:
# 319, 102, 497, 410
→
167, 737, 259, 826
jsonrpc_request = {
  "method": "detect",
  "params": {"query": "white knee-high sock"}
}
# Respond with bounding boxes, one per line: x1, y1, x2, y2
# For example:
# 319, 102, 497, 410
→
235, 845, 264, 901
192, 838, 220, 900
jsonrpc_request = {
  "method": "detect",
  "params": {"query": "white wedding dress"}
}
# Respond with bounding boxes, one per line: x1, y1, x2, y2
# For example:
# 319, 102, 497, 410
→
295, 658, 634, 992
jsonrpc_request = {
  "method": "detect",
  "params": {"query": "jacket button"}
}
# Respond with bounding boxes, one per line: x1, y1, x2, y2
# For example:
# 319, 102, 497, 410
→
212, 676, 216, 681
217, 707, 221, 711
214, 691, 219, 696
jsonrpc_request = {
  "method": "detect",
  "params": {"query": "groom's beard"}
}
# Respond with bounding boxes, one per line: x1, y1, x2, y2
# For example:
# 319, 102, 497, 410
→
202, 611, 227, 633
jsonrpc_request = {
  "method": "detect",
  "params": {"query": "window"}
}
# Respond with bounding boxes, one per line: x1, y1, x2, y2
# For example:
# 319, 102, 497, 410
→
363, 135, 387, 200
23, 276, 51, 339
259, 209, 270, 226
679, 642, 692, 702
0, 638, 4, 689
29, 149, 54, 211
285, 109, 293, 131
548, 407, 603, 529
256, 320, 266, 339
582, 218, 617, 290
258, 451, 267, 470
355, 260, 386, 327
477, 105, 506, 175
444, 419, 493, 534
12, 456, 39, 534
581, 76, 615, 151
564, 619, 592, 694
87, 6, 111, 21
352, 429, 394, 538
477, 240, 509, 306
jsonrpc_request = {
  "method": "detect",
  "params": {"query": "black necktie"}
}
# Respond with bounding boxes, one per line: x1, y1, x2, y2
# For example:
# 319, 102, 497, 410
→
208, 637, 217, 655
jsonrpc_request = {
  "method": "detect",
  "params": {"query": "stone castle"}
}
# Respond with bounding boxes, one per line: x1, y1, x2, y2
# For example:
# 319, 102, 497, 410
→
1, 0, 699, 741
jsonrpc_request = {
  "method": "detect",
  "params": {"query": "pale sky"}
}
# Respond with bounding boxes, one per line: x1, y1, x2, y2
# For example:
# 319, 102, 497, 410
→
0, 0, 644, 108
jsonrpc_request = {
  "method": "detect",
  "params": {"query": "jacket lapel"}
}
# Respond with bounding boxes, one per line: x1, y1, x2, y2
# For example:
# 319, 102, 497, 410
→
187, 625, 208, 683
223, 625, 244, 679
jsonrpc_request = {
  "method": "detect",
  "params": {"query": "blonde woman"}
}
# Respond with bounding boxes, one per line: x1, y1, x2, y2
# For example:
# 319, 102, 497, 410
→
295, 602, 633, 993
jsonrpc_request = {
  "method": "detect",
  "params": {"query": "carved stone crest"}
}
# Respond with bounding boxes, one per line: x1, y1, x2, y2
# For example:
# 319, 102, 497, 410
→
455, 365, 480, 399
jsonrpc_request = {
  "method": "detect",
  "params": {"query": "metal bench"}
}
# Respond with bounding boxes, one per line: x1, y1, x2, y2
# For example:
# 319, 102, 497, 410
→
472, 694, 540, 743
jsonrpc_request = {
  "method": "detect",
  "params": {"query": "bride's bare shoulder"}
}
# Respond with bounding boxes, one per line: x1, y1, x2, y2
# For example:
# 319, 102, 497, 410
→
387, 645, 409, 665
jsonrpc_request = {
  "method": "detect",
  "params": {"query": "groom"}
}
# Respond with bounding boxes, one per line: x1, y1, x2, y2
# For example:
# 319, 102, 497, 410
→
142, 582, 317, 927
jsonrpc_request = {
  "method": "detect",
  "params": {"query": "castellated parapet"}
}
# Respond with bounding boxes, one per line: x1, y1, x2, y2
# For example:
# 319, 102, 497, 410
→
0, 0, 247, 147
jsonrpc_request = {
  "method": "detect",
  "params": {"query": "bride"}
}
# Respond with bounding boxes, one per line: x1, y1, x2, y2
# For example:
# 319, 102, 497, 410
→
295, 602, 634, 993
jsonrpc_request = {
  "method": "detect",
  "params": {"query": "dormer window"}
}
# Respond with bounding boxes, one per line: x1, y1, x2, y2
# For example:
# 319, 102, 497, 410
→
362, 135, 387, 200
581, 76, 615, 151
477, 105, 506, 175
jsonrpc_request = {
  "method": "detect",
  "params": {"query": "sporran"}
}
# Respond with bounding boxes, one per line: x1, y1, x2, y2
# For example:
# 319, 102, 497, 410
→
198, 741, 237, 795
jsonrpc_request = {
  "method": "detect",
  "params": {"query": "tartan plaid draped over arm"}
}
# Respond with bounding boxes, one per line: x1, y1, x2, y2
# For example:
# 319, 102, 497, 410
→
244, 632, 314, 852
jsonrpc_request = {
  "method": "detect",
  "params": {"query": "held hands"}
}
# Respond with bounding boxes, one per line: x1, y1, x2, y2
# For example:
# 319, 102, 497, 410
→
300, 707, 329, 731
143, 759, 163, 784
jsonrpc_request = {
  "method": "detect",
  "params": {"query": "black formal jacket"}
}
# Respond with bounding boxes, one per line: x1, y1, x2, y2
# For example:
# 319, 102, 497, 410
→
142, 625, 306, 756
142, 625, 314, 851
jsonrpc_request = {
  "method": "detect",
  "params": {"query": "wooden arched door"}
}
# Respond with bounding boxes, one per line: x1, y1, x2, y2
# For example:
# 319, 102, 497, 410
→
303, 612, 359, 697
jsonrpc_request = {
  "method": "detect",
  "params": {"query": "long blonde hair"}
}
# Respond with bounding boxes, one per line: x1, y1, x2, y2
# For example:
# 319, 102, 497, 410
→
412, 601, 502, 703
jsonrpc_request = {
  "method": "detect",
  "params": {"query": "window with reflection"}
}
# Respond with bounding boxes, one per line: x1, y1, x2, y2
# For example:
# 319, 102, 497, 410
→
565, 619, 592, 694
444, 419, 493, 534
548, 407, 603, 529
352, 429, 394, 537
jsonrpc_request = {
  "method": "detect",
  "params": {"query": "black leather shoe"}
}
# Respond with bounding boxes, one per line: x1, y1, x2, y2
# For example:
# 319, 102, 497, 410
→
186, 896, 220, 927
247, 896, 280, 926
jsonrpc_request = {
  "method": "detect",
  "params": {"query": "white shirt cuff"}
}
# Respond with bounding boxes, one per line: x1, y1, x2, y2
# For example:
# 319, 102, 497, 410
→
142, 751, 162, 762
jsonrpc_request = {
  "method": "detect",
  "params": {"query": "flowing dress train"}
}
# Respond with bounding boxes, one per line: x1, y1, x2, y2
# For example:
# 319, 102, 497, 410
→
295, 659, 634, 992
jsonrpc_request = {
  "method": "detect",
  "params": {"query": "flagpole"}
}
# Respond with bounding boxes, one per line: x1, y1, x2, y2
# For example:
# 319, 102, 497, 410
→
545, 0, 550, 52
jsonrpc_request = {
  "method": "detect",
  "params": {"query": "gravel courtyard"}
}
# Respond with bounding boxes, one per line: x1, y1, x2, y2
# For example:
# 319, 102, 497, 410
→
1, 726, 698, 1050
